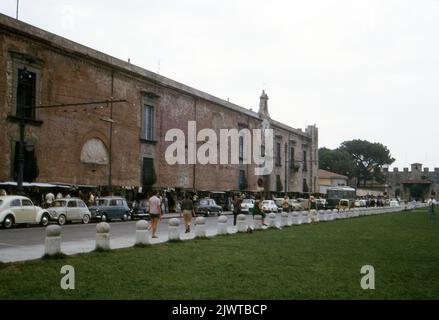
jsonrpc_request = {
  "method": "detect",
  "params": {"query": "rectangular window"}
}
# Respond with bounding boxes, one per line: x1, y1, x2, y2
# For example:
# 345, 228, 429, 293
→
16, 68, 37, 119
141, 105, 154, 141
290, 147, 295, 169
275, 142, 281, 167
303, 150, 307, 171
276, 175, 282, 192
142, 157, 156, 186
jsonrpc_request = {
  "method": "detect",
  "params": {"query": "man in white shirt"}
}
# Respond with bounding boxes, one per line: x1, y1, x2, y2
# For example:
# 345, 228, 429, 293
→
45, 192, 55, 208
148, 190, 162, 238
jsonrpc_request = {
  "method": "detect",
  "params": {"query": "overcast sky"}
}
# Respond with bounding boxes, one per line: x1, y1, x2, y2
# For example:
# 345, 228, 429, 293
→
1, 0, 438, 169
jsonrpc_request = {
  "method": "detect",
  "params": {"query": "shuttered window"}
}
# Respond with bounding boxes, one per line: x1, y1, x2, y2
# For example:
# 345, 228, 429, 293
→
141, 105, 154, 141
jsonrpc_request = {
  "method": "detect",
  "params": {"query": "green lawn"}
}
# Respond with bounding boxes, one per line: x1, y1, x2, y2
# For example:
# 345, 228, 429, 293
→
1, 208, 438, 299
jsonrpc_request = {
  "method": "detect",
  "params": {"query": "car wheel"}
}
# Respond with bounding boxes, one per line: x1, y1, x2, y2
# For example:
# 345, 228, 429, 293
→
101, 214, 108, 222
122, 213, 128, 221
58, 214, 66, 226
3, 215, 14, 229
82, 214, 90, 224
40, 213, 50, 227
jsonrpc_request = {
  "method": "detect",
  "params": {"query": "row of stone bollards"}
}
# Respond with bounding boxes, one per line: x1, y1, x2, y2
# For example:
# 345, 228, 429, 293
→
44, 204, 417, 257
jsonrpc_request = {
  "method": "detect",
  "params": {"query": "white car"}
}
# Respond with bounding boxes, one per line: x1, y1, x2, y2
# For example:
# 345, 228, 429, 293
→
47, 198, 91, 225
0, 196, 51, 229
240, 199, 255, 213
261, 200, 280, 213
389, 200, 399, 207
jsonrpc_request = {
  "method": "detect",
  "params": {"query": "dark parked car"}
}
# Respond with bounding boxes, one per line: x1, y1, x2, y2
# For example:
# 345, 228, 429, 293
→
131, 199, 150, 220
194, 198, 223, 217
89, 196, 131, 222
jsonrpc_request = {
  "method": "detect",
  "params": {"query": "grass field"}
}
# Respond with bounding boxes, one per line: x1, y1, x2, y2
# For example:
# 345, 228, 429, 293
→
0, 208, 438, 299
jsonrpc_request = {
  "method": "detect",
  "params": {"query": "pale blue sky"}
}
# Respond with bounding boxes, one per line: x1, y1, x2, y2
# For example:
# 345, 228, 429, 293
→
1, 0, 438, 169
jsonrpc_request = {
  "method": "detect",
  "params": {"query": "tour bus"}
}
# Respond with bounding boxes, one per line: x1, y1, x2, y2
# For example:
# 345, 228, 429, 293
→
326, 186, 356, 209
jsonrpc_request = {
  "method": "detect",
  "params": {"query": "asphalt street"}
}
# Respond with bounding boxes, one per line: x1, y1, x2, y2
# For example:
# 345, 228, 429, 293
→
0, 212, 271, 262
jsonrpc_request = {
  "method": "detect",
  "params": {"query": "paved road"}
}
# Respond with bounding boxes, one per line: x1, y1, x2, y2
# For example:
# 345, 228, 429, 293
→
0, 212, 273, 263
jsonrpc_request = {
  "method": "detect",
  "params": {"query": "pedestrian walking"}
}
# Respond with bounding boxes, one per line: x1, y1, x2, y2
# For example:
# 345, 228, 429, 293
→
252, 199, 267, 226
282, 195, 290, 213
0, 189, 7, 196
181, 194, 195, 233
45, 192, 55, 208
148, 190, 162, 238
428, 197, 436, 222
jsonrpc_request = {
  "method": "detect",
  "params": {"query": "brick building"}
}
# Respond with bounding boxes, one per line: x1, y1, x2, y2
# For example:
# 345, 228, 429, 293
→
0, 13, 318, 195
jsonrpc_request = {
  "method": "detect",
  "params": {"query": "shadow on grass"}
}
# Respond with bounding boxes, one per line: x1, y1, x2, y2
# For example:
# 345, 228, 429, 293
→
41, 252, 67, 260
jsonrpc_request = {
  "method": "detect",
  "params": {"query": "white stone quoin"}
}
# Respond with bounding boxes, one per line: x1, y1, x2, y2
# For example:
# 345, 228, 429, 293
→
253, 214, 263, 230
280, 212, 288, 227
135, 220, 151, 245
217, 215, 228, 235
96, 222, 110, 250
195, 216, 207, 238
237, 214, 247, 232
268, 212, 277, 228
168, 218, 180, 240
45, 225, 62, 256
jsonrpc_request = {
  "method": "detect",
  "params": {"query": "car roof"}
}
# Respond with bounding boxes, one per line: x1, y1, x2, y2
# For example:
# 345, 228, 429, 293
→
97, 196, 125, 200
55, 197, 83, 201
0, 195, 31, 201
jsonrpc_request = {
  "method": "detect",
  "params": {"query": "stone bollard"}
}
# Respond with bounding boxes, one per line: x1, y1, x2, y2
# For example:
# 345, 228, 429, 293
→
292, 212, 301, 225
237, 214, 247, 233
333, 209, 339, 220
217, 215, 228, 235
302, 211, 310, 224
287, 211, 293, 226
280, 212, 289, 227
168, 218, 180, 241
96, 222, 110, 250
135, 220, 151, 245
45, 225, 62, 256
195, 216, 207, 238
325, 209, 332, 221
310, 209, 318, 223
253, 214, 263, 230
268, 213, 277, 228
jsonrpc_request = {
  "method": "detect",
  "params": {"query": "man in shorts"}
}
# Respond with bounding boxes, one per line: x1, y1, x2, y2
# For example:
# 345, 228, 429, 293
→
148, 190, 162, 238
181, 194, 195, 233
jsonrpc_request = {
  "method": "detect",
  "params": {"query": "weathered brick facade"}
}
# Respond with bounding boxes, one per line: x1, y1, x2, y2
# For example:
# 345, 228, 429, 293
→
0, 14, 318, 193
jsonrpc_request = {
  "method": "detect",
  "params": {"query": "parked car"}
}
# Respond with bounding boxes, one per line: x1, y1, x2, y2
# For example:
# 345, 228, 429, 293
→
296, 198, 310, 210
338, 199, 350, 210
261, 200, 280, 213
47, 198, 91, 225
288, 199, 303, 211
131, 199, 150, 220
315, 199, 326, 210
194, 198, 223, 216
89, 196, 131, 222
0, 195, 51, 229
389, 199, 399, 207
240, 199, 255, 213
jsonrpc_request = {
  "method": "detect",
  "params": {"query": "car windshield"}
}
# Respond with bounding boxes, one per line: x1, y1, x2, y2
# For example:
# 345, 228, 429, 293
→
242, 199, 252, 204
96, 199, 107, 206
53, 200, 66, 207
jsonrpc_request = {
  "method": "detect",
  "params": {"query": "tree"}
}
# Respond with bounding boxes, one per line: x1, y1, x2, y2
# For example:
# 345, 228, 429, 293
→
319, 147, 355, 178
339, 140, 395, 187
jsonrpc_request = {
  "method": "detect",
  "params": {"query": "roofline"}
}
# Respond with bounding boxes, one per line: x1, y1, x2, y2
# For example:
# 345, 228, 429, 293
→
0, 13, 312, 139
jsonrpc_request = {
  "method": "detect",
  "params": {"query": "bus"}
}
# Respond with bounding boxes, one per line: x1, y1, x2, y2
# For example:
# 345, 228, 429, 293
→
326, 186, 356, 209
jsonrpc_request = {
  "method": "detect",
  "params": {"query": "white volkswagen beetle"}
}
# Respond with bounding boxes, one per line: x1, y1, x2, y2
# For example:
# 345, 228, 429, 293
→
0, 196, 51, 229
